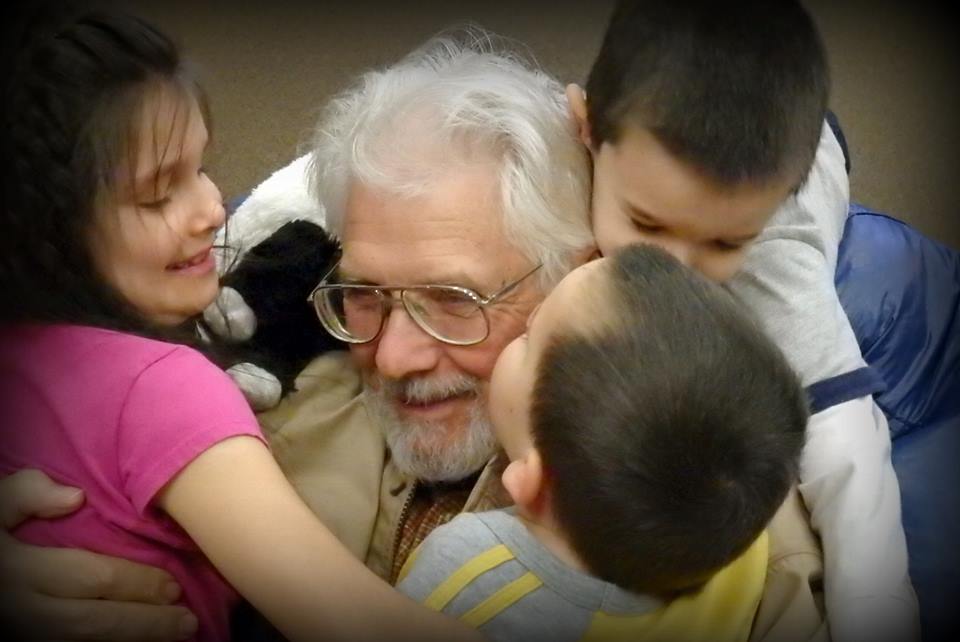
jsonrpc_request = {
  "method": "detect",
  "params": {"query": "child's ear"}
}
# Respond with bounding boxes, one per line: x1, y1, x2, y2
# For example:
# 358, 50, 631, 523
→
501, 449, 545, 512
565, 83, 593, 149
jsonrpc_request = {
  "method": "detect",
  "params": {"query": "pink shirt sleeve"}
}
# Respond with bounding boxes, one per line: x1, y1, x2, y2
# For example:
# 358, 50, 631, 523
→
117, 346, 267, 514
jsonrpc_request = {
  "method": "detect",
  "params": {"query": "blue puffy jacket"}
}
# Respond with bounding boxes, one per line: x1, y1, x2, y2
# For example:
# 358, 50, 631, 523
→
835, 204, 960, 641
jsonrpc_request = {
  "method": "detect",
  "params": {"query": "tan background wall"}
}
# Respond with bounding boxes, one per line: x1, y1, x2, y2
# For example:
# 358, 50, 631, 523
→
129, 0, 960, 249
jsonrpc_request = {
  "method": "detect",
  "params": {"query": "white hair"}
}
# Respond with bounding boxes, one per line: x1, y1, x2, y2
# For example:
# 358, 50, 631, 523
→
307, 27, 594, 290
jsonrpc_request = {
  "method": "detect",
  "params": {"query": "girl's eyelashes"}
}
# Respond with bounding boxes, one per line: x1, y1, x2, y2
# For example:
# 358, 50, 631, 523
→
136, 162, 206, 210
138, 196, 171, 210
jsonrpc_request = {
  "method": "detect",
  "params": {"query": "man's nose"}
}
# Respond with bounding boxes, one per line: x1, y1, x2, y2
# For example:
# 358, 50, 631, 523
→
374, 304, 443, 380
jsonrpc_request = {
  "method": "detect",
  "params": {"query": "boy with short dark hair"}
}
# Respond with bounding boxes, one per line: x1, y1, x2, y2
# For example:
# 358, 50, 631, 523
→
398, 244, 808, 642
565, 2, 917, 640
573, 0, 828, 282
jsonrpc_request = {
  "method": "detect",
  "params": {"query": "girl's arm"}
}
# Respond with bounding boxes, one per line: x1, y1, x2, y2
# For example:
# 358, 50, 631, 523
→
156, 435, 483, 642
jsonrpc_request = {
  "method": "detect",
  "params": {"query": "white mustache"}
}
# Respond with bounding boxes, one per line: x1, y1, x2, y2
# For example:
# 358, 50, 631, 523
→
364, 372, 496, 482
378, 374, 481, 405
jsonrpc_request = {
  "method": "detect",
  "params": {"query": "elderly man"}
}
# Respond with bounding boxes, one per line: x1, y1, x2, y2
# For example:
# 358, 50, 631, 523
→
0, 32, 825, 641
259, 31, 594, 584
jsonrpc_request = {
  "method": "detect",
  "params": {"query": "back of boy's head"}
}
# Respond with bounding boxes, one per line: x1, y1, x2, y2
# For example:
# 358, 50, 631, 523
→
586, 0, 828, 187
531, 244, 807, 595
0, 1, 207, 328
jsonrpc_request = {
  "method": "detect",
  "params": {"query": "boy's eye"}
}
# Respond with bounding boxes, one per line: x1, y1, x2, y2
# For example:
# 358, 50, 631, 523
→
713, 239, 743, 251
631, 219, 662, 234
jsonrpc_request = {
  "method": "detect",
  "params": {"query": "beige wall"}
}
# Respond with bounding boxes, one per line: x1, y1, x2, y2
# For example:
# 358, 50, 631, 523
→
131, 0, 960, 249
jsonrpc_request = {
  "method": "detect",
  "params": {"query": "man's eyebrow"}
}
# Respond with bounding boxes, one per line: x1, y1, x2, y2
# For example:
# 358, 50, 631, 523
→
435, 274, 484, 291
337, 269, 483, 291
333, 266, 372, 285
337, 274, 376, 286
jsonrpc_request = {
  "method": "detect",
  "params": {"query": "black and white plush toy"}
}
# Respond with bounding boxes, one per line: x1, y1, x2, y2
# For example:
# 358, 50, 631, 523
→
202, 155, 345, 410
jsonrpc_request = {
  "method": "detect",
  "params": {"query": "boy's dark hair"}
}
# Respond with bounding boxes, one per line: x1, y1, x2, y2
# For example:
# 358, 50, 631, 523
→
1, 2, 210, 337
585, 0, 829, 187
531, 244, 808, 595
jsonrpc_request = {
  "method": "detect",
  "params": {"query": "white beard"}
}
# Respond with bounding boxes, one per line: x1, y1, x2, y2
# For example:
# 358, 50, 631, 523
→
362, 372, 497, 482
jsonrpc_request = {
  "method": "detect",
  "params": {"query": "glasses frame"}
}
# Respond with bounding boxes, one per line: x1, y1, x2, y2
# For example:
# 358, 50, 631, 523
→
307, 262, 542, 346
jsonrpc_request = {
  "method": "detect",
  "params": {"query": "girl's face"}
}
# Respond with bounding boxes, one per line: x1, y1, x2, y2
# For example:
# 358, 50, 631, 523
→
89, 91, 225, 325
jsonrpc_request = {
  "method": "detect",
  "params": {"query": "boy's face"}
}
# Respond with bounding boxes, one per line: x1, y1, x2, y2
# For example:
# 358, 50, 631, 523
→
488, 259, 605, 459
589, 126, 794, 282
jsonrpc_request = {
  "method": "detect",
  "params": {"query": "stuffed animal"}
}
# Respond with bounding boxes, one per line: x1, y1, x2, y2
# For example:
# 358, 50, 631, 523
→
202, 155, 345, 410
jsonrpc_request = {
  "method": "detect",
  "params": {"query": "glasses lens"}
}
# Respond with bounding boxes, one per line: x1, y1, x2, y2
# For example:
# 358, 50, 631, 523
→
315, 287, 384, 343
403, 288, 487, 345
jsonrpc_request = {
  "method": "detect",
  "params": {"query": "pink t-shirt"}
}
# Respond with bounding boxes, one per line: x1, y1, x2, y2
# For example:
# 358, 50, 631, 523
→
0, 324, 268, 641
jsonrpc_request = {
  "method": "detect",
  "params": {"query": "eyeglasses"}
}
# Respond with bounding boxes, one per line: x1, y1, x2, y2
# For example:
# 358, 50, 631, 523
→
308, 262, 542, 346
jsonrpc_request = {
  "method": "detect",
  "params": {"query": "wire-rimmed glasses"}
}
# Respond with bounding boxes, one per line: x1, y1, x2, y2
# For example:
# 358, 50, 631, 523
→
308, 262, 542, 346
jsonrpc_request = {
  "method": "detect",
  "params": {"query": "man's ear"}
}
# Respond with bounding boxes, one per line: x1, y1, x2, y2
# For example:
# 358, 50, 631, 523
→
574, 244, 602, 265
565, 83, 593, 149
501, 449, 545, 512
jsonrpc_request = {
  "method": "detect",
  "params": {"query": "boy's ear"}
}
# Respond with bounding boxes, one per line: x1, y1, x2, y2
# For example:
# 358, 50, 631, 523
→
565, 83, 593, 149
501, 449, 545, 512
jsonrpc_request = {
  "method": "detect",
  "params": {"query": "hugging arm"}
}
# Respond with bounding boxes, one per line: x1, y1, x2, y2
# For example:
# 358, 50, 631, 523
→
157, 435, 484, 642
0, 470, 196, 641
729, 123, 918, 642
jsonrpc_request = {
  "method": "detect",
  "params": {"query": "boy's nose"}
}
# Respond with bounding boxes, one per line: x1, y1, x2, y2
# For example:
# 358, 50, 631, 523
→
654, 238, 695, 269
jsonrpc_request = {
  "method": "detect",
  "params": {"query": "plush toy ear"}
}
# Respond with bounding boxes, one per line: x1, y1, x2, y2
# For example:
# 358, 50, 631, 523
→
216, 220, 344, 389
203, 217, 344, 413
202, 155, 340, 412
501, 449, 546, 514
216, 154, 323, 272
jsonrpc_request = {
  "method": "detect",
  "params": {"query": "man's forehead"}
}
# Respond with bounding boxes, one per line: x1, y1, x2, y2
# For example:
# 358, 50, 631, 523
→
339, 173, 527, 289
341, 168, 503, 228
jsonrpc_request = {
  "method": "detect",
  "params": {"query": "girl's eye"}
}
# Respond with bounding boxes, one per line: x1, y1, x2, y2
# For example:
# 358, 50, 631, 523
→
138, 196, 171, 210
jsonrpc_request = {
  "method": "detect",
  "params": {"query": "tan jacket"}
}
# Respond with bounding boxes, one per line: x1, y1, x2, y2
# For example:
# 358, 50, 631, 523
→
258, 353, 829, 641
